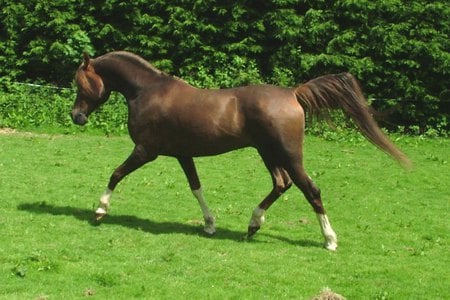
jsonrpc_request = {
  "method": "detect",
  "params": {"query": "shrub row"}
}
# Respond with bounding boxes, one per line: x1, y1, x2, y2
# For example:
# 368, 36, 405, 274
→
1, 0, 449, 132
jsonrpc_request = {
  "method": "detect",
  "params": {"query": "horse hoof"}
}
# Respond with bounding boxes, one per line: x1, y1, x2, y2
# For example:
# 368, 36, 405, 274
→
203, 217, 216, 235
94, 207, 107, 221
95, 213, 106, 221
203, 226, 216, 235
247, 226, 260, 239
324, 242, 338, 251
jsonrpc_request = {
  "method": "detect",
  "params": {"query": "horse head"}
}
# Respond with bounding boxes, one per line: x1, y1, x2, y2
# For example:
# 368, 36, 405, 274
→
71, 52, 109, 125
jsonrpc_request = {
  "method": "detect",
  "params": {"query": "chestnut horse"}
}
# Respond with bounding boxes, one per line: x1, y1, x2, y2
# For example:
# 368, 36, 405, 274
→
71, 51, 410, 250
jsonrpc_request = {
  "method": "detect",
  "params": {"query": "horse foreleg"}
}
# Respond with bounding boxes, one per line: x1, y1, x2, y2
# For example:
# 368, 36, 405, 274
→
96, 188, 113, 219
192, 188, 215, 234
178, 157, 215, 234
247, 166, 292, 238
95, 145, 156, 220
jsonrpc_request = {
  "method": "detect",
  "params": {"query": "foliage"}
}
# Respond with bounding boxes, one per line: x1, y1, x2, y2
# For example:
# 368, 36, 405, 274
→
0, 82, 128, 135
0, 132, 449, 298
0, 0, 449, 131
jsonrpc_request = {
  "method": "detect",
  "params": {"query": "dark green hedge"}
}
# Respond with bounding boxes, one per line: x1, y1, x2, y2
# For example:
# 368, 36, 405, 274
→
1, 0, 449, 132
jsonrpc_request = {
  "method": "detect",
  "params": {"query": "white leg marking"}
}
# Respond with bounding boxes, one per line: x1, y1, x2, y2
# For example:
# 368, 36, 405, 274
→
316, 213, 338, 251
96, 188, 112, 217
249, 207, 266, 228
192, 188, 215, 234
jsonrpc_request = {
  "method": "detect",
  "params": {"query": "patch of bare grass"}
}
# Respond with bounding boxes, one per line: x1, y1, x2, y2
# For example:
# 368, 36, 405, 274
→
311, 288, 346, 300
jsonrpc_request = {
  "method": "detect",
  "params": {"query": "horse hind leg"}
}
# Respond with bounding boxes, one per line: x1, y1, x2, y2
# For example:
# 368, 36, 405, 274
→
287, 164, 338, 251
247, 166, 292, 238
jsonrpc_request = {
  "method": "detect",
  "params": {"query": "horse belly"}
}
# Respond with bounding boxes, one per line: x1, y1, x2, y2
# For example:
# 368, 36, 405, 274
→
160, 131, 252, 157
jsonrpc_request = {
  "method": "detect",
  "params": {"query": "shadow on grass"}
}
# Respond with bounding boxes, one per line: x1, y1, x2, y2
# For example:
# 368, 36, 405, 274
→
17, 201, 322, 248
260, 233, 323, 248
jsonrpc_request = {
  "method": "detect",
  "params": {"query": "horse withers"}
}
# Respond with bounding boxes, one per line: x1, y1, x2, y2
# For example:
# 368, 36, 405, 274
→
71, 51, 410, 251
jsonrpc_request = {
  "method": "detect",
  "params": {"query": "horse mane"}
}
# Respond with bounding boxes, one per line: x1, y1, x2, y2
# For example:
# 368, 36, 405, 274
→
100, 51, 192, 85
97, 51, 167, 77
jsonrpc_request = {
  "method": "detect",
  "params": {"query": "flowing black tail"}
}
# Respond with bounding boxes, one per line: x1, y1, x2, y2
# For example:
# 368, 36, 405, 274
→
294, 72, 411, 169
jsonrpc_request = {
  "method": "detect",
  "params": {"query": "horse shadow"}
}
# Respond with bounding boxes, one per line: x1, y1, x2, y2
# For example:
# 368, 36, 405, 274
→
17, 201, 321, 248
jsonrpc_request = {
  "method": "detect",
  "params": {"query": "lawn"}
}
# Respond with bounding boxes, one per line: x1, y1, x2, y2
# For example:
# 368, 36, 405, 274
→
0, 130, 448, 299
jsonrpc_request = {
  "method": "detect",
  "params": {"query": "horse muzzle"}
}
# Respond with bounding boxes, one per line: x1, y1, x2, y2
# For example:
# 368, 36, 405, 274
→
71, 111, 88, 125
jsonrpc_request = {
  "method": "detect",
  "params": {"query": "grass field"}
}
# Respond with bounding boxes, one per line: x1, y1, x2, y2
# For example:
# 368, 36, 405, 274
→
0, 130, 449, 299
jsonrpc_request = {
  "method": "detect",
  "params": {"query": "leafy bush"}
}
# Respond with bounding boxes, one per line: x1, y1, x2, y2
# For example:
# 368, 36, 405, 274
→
0, 83, 128, 135
0, 0, 448, 133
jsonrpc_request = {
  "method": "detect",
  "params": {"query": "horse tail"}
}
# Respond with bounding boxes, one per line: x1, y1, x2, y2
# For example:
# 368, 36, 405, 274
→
294, 72, 411, 169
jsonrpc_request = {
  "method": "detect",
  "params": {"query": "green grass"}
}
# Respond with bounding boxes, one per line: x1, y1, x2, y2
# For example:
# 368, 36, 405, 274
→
0, 131, 448, 299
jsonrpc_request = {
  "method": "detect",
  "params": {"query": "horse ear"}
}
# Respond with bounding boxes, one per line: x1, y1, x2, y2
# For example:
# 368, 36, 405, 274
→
82, 52, 90, 70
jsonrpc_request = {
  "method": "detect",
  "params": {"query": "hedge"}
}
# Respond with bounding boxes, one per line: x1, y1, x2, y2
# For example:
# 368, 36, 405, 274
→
1, 0, 449, 132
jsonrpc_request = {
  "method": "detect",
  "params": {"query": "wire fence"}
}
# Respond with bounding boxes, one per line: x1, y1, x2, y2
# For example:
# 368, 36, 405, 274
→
6, 81, 450, 103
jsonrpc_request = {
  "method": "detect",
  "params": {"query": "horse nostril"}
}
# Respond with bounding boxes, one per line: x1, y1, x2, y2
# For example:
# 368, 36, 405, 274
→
72, 111, 87, 125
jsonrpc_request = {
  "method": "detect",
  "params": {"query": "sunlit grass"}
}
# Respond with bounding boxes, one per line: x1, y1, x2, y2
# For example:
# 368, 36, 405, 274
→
0, 132, 448, 299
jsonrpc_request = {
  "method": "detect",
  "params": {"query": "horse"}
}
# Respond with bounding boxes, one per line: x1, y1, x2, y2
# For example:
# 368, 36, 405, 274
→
71, 51, 410, 251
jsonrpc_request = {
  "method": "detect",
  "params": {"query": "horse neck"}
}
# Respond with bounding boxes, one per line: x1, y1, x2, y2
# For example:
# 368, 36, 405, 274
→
93, 57, 165, 100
